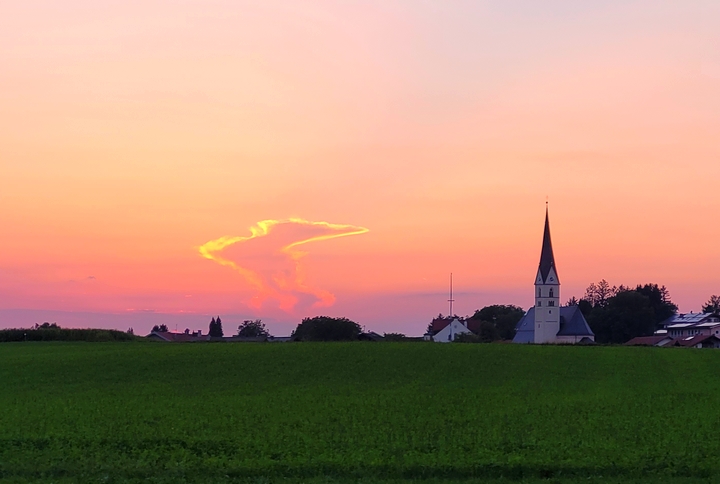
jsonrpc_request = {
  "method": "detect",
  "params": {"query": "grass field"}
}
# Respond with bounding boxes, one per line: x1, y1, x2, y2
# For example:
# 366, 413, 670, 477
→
1, 342, 719, 483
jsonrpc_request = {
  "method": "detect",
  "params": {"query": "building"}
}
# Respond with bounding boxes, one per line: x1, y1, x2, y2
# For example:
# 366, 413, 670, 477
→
660, 312, 720, 339
624, 335, 675, 347
513, 207, 595, 344
146, 331, 209, 342
432, 317, 473, 342
425, 317, 474, 342
674, 334, 720, 348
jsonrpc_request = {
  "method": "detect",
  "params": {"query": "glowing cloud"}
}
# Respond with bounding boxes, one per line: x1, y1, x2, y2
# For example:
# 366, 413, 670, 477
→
199, 219, 369, 311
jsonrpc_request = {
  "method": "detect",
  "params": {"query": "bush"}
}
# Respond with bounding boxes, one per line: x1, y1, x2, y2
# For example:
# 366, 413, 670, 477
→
0, 328, 138, 343
237, 320, 270, 338
383, 333, 406, 342
291, 316, 362, 342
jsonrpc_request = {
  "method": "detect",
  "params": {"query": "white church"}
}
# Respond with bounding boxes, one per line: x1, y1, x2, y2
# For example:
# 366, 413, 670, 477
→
513, 208, 595, 344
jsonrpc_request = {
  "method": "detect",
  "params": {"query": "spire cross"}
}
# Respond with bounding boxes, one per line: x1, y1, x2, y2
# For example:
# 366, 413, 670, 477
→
448, 273, 455, 317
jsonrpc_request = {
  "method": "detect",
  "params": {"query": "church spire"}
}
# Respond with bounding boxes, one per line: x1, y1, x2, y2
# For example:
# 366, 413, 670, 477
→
538, 204, 559, 284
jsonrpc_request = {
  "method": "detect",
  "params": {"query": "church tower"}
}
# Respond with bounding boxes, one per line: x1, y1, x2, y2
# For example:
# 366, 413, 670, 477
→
533, 206, 560, 343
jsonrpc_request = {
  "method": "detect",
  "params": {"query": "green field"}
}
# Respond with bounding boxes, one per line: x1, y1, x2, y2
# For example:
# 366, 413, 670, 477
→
1, 342, 719, 483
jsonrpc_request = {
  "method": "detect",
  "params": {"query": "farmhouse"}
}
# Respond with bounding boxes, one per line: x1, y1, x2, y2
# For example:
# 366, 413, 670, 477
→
513, 208, 595, 344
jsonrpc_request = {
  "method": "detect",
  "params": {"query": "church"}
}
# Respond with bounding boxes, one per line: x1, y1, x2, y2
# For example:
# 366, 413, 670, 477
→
513, 208, 595, 344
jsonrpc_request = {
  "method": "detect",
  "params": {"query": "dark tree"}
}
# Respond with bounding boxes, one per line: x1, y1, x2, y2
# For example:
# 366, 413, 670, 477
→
209, 316, 224, 337
702, 295, 720, 314
577, 299, 593, 318
588, 290, 656, 344
467, 305, 525, 341
634, 283, 678, 326
237, 319, 269, 338
583, 279, 618, 307
151, 324, 169, 333
474, 319, 500, 342
565, 296, 579, 307
291, 316, 362, 341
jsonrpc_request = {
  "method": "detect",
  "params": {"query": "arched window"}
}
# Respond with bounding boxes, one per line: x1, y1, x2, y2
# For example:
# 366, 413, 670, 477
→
549, 288, 554, 298
537, 288, 541, 297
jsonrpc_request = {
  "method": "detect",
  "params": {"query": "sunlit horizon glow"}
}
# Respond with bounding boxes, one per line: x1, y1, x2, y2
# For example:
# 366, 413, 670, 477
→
1, 1, 720, 335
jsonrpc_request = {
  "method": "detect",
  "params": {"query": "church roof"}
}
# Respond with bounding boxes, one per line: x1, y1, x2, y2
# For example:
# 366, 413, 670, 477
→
556, 305, 594, 336
538, 207, 559, 284
512, 306, 595, 343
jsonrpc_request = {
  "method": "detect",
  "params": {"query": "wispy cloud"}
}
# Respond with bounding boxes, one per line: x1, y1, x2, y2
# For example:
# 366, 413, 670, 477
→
199, 219, 368, 311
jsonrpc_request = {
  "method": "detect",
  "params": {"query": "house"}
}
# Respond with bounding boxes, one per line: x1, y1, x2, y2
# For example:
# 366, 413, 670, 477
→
624, 335, 675, 347
431, 317, 473, 343
674, 334, 720, 349
513, 207, 595, 344
146, 331, 209, 342
359, 331, 384, 341
661, 313, 720, 339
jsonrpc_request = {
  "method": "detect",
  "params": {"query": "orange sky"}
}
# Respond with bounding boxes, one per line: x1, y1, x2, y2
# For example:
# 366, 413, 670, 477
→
1, 1, 719, 335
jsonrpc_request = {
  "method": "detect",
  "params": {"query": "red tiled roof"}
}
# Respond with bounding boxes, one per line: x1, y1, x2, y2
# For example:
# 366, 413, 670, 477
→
430, 318, 451, 333
677, 334, 720, 347
624, 335, 673, 346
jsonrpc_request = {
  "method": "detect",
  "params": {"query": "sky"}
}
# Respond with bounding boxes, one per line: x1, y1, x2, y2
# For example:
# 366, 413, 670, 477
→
1, 1, 719, 336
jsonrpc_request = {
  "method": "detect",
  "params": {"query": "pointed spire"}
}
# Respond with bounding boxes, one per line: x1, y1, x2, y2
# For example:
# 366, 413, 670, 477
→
538, 204, 559, 284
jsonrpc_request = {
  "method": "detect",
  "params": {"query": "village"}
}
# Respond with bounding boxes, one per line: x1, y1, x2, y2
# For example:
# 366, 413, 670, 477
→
145, 207, 720, 349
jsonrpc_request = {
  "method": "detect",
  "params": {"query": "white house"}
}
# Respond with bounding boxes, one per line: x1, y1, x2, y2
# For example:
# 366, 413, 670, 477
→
432, 317, 473, 343
513, 207, 595, 344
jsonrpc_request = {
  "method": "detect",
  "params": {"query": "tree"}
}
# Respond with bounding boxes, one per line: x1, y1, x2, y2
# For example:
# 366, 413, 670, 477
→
578, 280, 678, 343
583, 279, 618, 307
474, 320, 500, 342
565, 296, 579, 307
702, 295, 720, 314
209, 316, 224, 337
151, 324, 168, 333
210, 316, 223, 337
588, 290, 656, 344
291, 316, 362, 341
237, 319, 269, 338
634, 283, 677, 326
467, 305, 525, 341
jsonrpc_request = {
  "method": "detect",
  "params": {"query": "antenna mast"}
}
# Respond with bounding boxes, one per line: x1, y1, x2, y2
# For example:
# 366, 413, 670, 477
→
448, 273, 455, 317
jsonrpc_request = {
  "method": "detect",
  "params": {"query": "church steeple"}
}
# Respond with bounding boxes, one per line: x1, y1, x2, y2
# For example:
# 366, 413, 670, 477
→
537, 205, 559, 284
534, 204, 561, 343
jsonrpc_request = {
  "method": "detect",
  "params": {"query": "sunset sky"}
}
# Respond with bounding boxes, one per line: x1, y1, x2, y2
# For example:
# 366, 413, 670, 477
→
2, 1, 719, 335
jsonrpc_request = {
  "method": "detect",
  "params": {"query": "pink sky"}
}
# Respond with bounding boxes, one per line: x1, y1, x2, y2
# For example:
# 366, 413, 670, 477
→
1, 1, 719, 336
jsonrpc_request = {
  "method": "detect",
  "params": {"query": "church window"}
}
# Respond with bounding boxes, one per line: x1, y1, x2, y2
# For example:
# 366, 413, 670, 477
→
549, 288, 554, 298
537, 288, 541, 297
548, 300, 555, 307
537, 301, 542, 307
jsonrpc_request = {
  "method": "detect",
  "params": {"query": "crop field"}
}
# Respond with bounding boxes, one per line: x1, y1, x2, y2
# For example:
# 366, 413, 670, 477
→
1, 342, 719, 483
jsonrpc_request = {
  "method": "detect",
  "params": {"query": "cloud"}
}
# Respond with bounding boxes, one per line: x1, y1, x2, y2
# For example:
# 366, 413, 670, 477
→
199, 218, 368, 311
